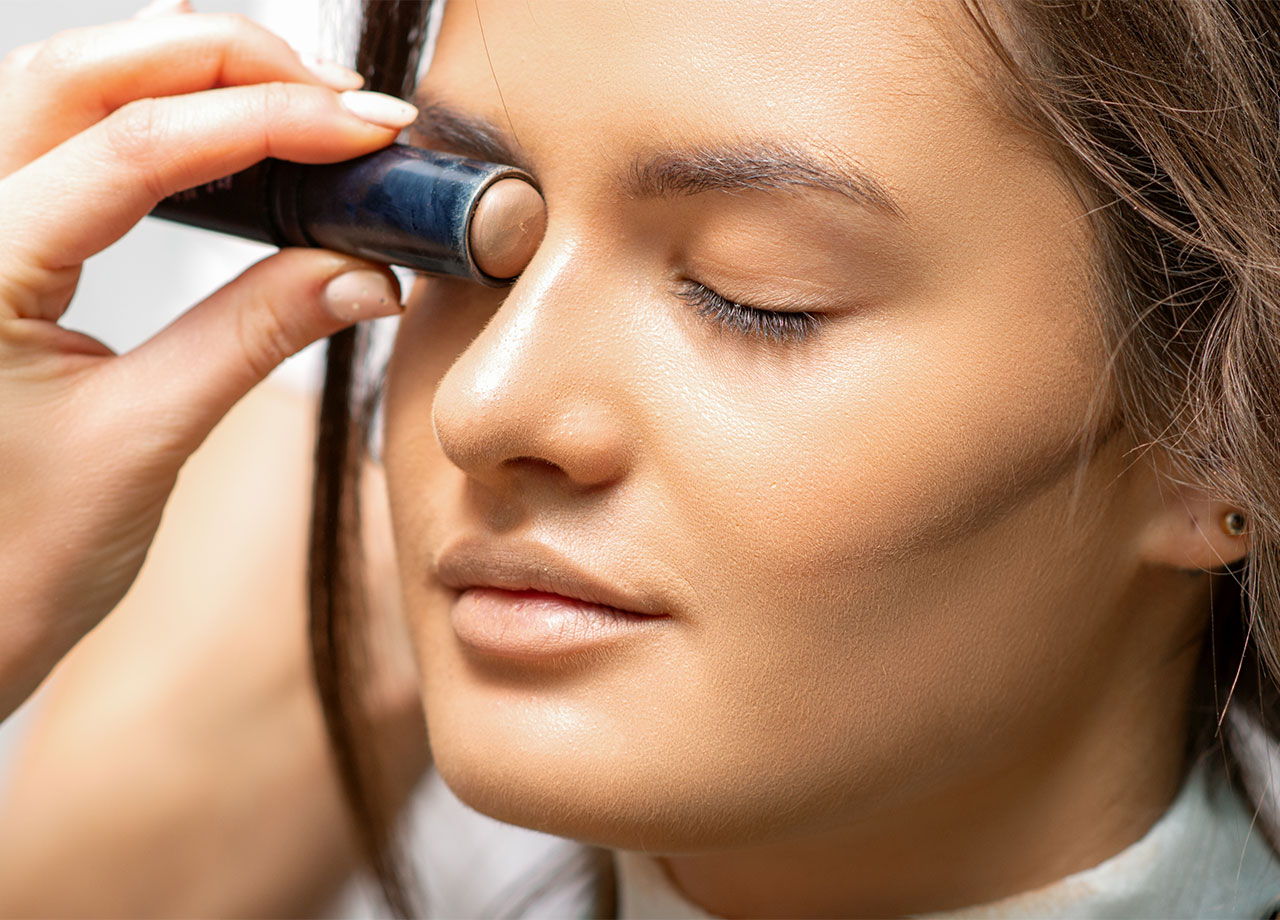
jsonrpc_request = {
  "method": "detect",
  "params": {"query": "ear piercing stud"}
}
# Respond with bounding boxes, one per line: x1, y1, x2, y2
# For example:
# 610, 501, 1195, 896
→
1223, 510, 1248, 537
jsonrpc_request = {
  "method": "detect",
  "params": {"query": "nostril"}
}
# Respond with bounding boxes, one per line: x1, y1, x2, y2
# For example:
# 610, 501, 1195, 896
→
503, 456, 562, 474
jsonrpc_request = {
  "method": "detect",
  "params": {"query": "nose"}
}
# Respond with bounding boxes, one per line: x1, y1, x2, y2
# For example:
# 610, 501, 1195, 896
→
431, 246, 633, 496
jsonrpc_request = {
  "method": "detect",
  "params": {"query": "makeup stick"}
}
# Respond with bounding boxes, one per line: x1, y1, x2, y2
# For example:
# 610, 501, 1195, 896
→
149, 144, 546, 285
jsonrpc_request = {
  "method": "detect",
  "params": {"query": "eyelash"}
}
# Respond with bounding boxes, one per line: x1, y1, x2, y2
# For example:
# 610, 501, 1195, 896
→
414, 265, 823, 344
675, 280, 824, 344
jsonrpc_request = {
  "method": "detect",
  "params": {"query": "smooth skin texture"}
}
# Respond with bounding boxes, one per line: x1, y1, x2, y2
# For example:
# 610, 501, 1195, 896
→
384, 1, 1250, 916
0, 3, 415, 719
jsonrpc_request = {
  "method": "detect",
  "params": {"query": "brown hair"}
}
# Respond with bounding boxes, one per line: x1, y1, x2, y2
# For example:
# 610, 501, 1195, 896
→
308, 3, 431, 915
308, 0, 1280, 912
945, 0, 1280, 766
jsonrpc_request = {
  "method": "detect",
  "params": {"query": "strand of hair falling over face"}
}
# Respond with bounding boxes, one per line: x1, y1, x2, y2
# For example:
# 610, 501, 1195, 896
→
308, 2, 432, 917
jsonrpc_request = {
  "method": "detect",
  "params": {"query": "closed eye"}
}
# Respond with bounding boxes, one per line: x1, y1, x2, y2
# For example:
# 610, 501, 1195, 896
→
675, 280, 824, 344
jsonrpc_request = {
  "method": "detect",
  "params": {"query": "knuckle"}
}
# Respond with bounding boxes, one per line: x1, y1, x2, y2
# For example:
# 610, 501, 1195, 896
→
257, 80, 296, 122
0, 43, 40, 77
103, 99, 171, 199
209, 11, 257, 38
255, 81, 300, 152
213, 12, 299, 65
235, 296, 298, 382
24, 29, 86, 76
103, 99, 165, 163
105, 98, 161, 160
212, 11, 293, 56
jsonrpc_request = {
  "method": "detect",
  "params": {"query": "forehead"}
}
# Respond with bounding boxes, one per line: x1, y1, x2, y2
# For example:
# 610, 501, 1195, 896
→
425, 0, 971, 155
419, 1, 1066, 233
422, 0, 1089, 294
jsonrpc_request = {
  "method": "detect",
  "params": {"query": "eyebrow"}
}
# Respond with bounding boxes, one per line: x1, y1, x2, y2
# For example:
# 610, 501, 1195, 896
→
625, 143, 905, 220
412, 96, 534, 172
410, 94, 907, 221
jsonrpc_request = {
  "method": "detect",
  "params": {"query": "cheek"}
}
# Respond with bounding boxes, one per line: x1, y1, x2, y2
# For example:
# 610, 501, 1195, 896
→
378, 232, 1125, 849
638, 289, 1105, 625
615, 252, 1119, 772
381, 278, 494, 582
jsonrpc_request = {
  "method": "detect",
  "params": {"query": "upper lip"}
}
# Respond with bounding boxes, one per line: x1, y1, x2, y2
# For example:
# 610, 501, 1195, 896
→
434, 538, 669, 617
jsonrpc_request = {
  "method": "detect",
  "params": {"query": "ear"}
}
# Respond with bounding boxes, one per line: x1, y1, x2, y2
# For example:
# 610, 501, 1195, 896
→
1134, 452, 1249, 574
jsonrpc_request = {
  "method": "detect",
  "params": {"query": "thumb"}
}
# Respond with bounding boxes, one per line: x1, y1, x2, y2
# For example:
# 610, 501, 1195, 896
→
107, 248, 400, 456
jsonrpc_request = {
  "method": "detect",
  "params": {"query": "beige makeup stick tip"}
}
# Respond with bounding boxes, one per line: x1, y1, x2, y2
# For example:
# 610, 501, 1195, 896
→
468, 178, 547, 280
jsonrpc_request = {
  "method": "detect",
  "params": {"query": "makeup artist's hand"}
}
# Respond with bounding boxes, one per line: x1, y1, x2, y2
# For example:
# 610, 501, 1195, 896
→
0, 1, 417, 720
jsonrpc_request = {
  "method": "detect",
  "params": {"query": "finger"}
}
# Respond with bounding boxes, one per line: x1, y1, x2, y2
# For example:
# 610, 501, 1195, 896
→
1, 43, 39, 71
0, 83, 417, 320
0, 12, 363, 176
134, 0, 194, 19
105, 249, 401, 457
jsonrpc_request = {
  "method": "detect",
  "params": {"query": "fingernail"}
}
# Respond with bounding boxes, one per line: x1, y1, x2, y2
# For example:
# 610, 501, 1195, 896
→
339, 91, 419, 129
323, 270, 401, 324
135, 0, 192, 18
301, 56, 364, 91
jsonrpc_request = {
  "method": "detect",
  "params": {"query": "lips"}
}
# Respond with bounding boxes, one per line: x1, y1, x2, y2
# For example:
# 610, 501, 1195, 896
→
435, 537, 667, 617
434, 537, 671, 659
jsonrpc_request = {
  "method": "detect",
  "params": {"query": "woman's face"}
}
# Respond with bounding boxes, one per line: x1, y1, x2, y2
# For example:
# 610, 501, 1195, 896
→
383, 0, 1190, 855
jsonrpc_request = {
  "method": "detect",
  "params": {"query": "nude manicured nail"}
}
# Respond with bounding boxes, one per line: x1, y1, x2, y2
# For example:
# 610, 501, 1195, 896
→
323, 270, 401, 324
339, 91, 419, 129
302, 57, 365, 92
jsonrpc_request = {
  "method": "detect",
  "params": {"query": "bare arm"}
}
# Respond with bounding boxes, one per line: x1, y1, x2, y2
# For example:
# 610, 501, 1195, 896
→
0, 380, 428, 918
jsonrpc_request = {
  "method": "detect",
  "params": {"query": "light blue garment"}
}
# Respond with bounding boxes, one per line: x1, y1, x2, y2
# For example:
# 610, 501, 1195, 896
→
614, 759, 1280, 919
335, 709, 1280, 918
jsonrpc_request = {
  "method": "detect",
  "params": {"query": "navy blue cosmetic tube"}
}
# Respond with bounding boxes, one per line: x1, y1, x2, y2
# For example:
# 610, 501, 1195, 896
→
149, 144, 539, 286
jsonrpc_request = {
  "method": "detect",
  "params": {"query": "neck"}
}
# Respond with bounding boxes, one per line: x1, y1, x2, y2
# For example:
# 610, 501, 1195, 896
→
661, 578, 1208, 918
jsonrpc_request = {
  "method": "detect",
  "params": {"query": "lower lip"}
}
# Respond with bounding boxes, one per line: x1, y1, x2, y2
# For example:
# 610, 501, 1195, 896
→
450, 587, 663, 660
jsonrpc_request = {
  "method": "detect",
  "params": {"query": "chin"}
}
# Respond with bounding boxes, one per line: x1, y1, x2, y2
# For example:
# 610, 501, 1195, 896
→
417, 654, 830, 854
425, 723, 759, 853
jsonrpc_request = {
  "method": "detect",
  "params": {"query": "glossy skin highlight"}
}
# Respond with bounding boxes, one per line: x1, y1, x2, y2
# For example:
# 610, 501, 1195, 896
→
381, 1, 1242, 914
